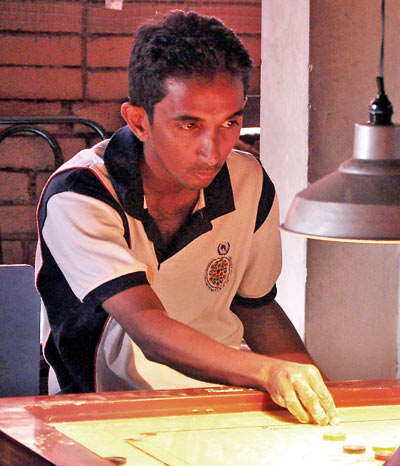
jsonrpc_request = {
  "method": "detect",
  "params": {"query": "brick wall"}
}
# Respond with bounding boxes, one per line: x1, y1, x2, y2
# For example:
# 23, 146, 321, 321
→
0, 0, 261, 265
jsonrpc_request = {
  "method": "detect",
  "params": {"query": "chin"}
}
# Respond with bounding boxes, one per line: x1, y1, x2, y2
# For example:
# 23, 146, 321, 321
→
188, 178, 216, 190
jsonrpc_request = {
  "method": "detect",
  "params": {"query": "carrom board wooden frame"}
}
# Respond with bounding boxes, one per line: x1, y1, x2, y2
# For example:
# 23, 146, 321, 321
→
1, 379, 400, 465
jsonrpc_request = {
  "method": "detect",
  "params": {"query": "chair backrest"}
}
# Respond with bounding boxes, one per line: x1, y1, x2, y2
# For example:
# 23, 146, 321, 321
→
0, 264, 41, 397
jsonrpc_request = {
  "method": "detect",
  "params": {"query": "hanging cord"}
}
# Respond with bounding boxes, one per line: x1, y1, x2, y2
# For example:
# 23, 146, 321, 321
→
379, 0, 385, 78
369, 0, 393, 125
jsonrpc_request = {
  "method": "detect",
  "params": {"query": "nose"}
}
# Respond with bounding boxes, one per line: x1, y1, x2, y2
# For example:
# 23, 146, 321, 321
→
198, 130, 220, 166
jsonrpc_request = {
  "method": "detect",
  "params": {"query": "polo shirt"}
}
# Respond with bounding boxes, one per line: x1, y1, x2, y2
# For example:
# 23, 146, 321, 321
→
35, 125, 282, 394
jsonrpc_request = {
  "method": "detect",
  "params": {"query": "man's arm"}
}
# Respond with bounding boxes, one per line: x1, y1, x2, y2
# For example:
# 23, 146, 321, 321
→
231, 299, 315, 364
103, 285, 338, 426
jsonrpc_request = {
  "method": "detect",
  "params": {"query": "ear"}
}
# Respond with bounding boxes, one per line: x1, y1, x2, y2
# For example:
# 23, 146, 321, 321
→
121, 102, 151, 142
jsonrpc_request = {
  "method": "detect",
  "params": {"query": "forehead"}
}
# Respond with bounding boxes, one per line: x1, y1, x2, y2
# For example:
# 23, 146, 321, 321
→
155, 73, 245, 119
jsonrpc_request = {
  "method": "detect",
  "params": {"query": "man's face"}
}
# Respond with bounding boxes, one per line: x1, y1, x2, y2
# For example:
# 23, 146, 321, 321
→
143, 73, 246, 191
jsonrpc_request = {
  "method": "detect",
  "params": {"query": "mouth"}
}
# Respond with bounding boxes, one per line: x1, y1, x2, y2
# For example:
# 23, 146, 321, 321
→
194, 170, 219, 183
194, 165, 221, 180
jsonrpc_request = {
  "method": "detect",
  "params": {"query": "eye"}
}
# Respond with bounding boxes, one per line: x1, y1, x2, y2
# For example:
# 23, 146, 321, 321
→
221, 120, 239, 129
179, 121, 197, 130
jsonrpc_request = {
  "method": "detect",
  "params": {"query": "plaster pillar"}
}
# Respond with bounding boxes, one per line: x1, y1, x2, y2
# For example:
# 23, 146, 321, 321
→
260, 0, 309, 339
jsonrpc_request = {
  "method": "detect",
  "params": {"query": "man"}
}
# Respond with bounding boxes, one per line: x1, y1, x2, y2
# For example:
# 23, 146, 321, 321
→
35, 10, 338, 426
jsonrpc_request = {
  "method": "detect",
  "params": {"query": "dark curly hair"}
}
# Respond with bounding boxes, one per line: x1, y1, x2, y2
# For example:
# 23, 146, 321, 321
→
128, 10, 253, 123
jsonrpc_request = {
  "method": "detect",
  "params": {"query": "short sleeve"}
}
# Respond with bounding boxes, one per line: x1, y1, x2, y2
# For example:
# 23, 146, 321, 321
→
234, 194, 282, 303
41, 191, 148, 301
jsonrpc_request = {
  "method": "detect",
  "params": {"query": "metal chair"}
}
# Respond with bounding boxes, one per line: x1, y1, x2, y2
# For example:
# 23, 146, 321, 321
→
0, 264, 41, 397
0, 115, 108, 169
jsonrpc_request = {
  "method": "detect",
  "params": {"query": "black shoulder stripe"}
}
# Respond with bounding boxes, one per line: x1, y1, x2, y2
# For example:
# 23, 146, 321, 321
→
232, 284, 277, 308
254, 168, 276, 233
38, 168, 131, 246
84, 272, 149, 310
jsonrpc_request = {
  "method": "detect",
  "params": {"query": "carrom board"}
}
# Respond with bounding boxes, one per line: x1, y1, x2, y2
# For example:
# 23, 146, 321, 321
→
1, 380, 400, 465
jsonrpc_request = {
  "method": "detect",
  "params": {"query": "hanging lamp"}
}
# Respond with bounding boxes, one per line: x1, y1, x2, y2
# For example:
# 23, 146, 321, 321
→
281, 0, 400, 243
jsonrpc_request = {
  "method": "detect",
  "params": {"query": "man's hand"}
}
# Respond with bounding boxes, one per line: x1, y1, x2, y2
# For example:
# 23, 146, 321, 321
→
262, 359, 339, 425
232, 299, 338, 424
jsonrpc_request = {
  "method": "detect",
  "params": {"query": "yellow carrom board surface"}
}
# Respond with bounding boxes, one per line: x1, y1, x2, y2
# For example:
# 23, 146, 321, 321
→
1, 380, 400, 465
53, 405, 400, 465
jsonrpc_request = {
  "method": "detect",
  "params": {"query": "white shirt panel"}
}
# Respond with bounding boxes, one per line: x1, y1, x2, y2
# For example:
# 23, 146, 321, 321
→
42, 192, 149, 301
236, 195, 282, 299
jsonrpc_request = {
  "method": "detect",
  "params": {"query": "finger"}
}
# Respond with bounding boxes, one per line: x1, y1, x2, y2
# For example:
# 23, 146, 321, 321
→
278, 380, 312, 424
270, 392, 286, 409
292, 377, 330, 425
308, 370, 340, 425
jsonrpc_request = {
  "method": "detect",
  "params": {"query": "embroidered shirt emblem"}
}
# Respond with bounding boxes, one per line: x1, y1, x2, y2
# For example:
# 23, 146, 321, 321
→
204, 242, 232, 291
217, 241, 230, 255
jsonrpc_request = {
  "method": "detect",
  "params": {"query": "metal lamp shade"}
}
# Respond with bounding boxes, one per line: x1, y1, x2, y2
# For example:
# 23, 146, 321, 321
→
281, 122, 400, 243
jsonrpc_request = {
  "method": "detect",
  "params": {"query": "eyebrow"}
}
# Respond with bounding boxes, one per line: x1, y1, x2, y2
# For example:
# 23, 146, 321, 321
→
172, 108, 245, 122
